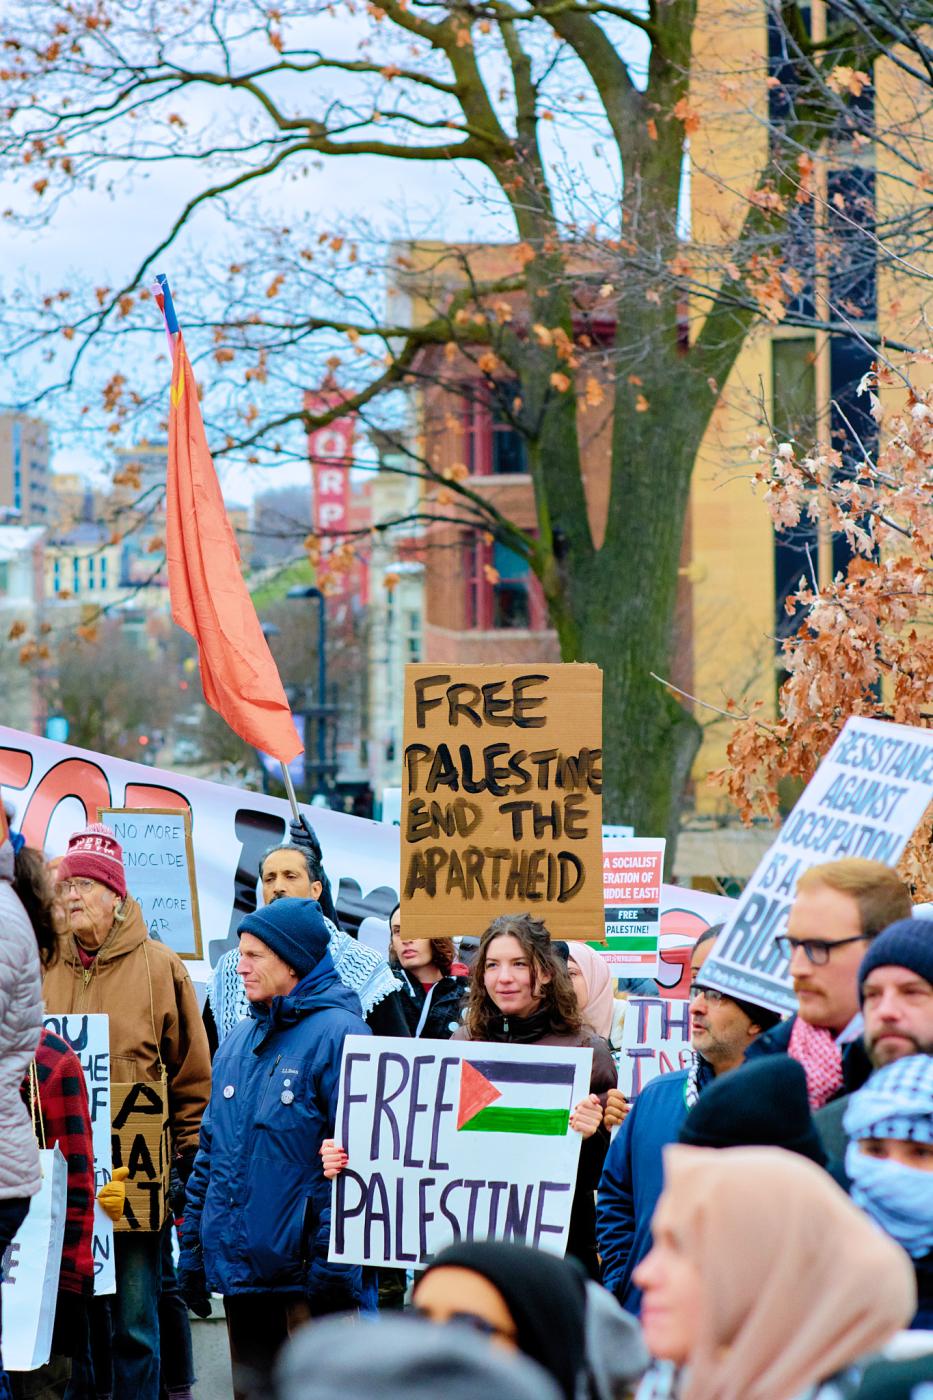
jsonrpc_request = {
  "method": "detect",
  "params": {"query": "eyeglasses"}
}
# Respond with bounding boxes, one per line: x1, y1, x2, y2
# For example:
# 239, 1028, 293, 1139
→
688, 982, 728, 1004
61, 878, 96, 895
773, 933, 868, 966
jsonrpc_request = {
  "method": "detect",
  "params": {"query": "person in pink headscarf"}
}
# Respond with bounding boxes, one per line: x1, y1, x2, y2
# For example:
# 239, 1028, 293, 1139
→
566, 941, 615, 1040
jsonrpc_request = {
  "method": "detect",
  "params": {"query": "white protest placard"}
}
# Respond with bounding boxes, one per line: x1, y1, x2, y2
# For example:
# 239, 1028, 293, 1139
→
42, 1013, 115, 1295
587, 837, 665, 976
702, 715, 933, 1013
329, 1036, 593, 1268
99, 808, 202, 959
618, 996, 692, 1098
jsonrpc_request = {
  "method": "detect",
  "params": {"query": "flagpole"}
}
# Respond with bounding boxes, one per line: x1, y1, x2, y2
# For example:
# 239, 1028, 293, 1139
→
280, 763, 302, 822
155, 270, 305, 816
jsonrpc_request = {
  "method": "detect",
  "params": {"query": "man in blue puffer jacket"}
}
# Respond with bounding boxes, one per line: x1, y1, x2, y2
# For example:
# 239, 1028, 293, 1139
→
178, 898, 370, 1398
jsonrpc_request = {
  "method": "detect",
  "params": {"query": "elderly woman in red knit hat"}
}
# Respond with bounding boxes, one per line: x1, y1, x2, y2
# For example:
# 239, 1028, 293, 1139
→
43, 823, 210, 1400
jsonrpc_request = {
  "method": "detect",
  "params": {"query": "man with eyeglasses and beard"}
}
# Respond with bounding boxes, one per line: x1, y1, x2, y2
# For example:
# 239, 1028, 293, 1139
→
596, 926, 780, 1314
745, 859, 912, 1112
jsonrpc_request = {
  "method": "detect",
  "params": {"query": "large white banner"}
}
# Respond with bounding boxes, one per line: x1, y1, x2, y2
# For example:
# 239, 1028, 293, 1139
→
702, 716, 933, 1013
41, 1013, 115, 1295
0, 726, 400, 982
329, 1036, 592, 1268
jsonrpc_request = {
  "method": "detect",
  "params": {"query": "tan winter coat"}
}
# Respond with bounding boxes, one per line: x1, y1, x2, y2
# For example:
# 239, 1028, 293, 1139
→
43, 896, 210, 1155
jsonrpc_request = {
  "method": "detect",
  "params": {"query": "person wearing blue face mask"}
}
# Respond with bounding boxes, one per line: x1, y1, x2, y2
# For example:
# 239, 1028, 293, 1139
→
844, 1054, 933, 1329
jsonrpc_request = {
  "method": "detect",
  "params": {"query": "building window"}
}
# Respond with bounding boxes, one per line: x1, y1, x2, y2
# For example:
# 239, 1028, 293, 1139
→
463, 383, 528, 476
771, 337, 817, 640
467, 538, 541, 630
101, 557, 108, 587
0, 561, 8, 595
72, 557, 81, 596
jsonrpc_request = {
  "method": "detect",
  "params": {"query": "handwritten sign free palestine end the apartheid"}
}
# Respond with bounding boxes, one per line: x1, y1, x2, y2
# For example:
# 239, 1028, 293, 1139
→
401, 664, 604, 938
702, 715, 933, 1014
329, 1036, 593, 1268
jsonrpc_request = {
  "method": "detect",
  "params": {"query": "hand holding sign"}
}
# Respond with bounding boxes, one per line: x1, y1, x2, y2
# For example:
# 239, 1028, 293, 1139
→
569, 1093, 603, 1139
320, 1139, 348, 1180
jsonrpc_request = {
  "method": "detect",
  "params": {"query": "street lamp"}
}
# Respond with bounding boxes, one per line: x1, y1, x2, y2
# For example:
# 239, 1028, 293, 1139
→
286, 585, 330, 800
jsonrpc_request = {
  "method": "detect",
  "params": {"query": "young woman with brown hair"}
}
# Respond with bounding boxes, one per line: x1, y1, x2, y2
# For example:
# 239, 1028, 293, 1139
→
452, 913, 616, 1275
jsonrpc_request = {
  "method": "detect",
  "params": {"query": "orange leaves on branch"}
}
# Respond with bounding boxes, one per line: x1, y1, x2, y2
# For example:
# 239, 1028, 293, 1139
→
828, 66, 871, 97
748, 185, 786, 215
383, 572, 400, 592
478, 351, 499, 375
720, 372, 933, 830
265, 273, 285, 298
646, 118, 658, 141
584, 376, 604, 408
443, 462, 470, 483
671, 98, 701, 136
483, 564, 500, 585
7, 620, 26, 641
532, 324, 553, 347
549, 371, 571, 393
515, 242, 536, 267
635, 394, 650, 412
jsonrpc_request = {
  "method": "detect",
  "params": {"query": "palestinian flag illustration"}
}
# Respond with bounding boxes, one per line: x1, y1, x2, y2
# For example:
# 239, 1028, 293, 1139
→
457, 1059, 576, 1137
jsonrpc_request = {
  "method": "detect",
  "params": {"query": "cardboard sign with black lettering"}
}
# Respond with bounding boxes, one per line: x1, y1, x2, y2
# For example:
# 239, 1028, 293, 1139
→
401, 664, 604, 938
110, 1080, 170, 1232
329, 1036, 592, 1268
42, 1013, 116, 1294
701, 715, 933, 1013
99, 808, 202, 959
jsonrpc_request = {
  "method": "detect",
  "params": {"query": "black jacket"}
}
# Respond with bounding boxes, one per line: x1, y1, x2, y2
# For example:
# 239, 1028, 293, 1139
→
395, 968, 468, 1039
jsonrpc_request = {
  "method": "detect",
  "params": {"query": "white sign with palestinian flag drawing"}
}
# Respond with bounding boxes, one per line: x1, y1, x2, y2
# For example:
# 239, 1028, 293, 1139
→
328, 1037, 593, 1268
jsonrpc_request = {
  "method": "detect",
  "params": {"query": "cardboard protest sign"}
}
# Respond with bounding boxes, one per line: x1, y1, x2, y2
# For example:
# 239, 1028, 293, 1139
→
401, 665, 604, 938
0, 724, 400, 988
702, 715, 933, 1013
111, 1081, 170, 1233
588, 836, 665, 975
99, 808, 202, 959
42, 1013, 115, 1295
329, 1036, 592, 1268
618, 996, 692, 1098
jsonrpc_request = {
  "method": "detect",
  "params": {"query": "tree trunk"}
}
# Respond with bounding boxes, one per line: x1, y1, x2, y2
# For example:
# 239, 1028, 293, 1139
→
545, 371, 706, 865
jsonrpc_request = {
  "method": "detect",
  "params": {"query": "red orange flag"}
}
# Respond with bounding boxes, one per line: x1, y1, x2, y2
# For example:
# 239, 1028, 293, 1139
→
164, 328, 303, 765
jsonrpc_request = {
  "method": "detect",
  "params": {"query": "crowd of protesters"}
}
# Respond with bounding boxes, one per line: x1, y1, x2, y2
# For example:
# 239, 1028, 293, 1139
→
2, 800, 933, 1400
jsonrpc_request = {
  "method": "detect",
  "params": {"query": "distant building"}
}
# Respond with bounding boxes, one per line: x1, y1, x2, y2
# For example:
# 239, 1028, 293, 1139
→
0, 415, 50, 525
0, 525, 45, 731
366, 428, 424, 807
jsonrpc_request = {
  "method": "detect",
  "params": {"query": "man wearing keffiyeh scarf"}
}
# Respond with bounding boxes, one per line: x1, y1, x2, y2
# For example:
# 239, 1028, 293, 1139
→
745, 859, 912, 1110
844, 1054, 933, 1329
205, 828, 408, 1051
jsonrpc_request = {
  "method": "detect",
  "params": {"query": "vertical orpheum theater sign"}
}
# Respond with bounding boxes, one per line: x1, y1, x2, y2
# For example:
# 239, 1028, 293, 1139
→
306, 388, 353, 535
401, 664, 604, 939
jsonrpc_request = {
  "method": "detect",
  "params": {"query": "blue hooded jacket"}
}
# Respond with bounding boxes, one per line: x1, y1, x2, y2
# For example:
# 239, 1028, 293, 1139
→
180, 953, 370, 1306
597, 1065, 713, 1314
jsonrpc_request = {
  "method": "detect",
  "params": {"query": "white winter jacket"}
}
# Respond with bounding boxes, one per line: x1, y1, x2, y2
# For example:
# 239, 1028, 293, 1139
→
0, 866, 43, 1199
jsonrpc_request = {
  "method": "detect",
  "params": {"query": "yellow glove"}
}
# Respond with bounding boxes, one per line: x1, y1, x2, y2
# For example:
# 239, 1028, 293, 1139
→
97, 1167, 130, 1222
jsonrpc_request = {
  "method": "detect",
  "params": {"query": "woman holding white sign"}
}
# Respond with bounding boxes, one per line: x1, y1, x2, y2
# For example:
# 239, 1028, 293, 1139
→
452, 915, 616, 1277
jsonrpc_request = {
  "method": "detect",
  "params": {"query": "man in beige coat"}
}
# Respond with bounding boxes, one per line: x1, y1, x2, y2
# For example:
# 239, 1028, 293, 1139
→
44, 822, 210, 1400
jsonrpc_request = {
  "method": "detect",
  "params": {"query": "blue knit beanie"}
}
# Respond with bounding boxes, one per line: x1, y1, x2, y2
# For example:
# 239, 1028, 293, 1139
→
238, 897, 330, 978
859, 918, 933, 1002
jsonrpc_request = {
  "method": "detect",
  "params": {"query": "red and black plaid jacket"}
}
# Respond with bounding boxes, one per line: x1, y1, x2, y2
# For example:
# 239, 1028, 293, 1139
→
20, 1028, 95, 1296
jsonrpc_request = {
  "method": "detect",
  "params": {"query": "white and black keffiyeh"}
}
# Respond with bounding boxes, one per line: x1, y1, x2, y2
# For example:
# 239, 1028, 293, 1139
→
208, 914, 402, 1041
